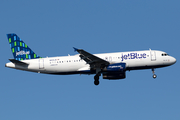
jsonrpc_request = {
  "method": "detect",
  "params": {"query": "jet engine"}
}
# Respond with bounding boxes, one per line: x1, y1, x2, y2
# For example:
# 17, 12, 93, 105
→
102, 63, 126, 79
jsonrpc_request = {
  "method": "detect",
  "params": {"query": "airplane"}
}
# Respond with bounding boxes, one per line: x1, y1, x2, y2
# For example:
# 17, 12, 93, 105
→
5, 33, 176, 85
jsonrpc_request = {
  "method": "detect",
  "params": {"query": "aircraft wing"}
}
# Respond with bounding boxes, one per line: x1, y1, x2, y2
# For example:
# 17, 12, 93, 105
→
74, 48, 109, 69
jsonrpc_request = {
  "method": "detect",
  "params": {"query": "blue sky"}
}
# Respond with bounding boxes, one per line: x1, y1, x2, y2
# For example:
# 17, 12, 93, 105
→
0, 0, 180, 120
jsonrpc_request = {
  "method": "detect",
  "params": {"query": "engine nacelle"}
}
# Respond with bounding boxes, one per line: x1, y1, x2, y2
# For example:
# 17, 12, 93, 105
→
102, 63, 126, 80
103, 63, 126, 72
103, 72, 126, 80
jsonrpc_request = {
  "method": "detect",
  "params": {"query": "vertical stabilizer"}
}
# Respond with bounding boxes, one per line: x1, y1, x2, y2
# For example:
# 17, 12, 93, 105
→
7, 33, 41, 60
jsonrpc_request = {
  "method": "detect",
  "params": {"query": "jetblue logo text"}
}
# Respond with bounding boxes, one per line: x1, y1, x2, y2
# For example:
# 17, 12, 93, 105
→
122, 53, 146, 61
16, 51, 30, 56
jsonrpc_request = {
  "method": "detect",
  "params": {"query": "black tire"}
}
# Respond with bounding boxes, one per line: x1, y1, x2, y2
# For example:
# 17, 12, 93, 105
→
94, 75, 99, 81
153, 74, 157, 79
94, 80, 99, 85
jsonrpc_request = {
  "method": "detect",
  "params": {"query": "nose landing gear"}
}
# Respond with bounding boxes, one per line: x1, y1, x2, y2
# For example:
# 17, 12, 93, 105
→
153, 74, 157, 78
152, 68, 157, 79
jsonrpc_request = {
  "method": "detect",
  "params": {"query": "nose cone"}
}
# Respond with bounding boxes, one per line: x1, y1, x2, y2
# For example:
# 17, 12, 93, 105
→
171, 57, 176, 65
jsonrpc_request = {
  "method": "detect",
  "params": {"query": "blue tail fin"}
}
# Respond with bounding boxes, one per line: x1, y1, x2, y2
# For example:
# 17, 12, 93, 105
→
7, 33, 42, 60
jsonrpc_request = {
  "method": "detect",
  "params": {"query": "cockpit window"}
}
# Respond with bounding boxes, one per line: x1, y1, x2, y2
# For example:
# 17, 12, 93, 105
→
162, 53, 169, 56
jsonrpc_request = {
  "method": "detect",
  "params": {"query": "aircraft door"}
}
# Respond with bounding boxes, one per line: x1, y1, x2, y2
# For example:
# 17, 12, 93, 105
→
109, 56, 112, 62
105, 56, 112, 62
150, 51, 156, 61
39, 59, 44, 69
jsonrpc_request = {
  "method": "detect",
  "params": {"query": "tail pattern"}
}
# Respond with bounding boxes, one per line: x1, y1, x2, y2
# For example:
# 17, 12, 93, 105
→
7, 33, 42, 60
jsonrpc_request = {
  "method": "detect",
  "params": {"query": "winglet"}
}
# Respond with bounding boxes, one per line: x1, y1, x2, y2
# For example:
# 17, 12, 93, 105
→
73, 47, 78, 52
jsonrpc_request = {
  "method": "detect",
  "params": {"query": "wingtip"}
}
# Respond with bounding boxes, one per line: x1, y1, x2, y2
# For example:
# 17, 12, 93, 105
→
73, 47, 78, 52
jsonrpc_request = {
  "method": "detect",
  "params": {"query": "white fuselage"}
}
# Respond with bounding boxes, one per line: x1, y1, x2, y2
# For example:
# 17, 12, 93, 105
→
5, 50, 176, 75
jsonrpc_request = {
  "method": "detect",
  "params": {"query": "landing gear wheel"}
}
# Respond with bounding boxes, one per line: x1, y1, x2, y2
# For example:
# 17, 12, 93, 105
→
153, 74, 157, 79
94, 74, 100, 85
152, 68, 157, 79
94, 80, 99, 85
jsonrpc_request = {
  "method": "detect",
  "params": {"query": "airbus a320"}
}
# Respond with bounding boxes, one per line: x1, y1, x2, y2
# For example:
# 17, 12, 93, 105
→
5, 33, 176, 85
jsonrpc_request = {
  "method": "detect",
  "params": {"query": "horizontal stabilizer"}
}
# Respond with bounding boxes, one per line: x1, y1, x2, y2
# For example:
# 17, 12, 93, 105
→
9, 59, 29, 65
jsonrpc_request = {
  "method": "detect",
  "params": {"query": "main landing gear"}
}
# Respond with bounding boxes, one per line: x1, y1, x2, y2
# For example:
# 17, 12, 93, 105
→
94, 73, 100, 85
94, 68, 101, 85
152, 68, 157, 79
